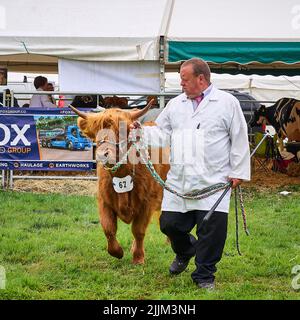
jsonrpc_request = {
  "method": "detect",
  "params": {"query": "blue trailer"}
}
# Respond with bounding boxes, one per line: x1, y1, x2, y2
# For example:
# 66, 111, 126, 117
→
40, 125, 92, 150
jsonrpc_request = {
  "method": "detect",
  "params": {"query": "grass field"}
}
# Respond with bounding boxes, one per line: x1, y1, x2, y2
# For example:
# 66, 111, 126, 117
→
0, 185, 299, 300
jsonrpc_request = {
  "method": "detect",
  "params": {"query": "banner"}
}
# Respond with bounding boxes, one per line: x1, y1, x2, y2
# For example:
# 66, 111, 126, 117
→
59, 59, 160, 93
0, 108, 95, 171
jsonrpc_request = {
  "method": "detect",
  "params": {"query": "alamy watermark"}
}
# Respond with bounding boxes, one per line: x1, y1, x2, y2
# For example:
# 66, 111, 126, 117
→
0, 266, 6, 289
95, 123, 210, 177
291, 265, 300, 290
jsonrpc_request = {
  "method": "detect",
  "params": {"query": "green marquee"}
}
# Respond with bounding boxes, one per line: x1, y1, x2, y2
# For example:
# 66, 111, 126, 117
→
168, 41, 300, 64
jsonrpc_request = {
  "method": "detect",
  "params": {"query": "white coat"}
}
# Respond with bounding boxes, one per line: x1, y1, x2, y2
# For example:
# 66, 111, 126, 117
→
142, 86, 251, 213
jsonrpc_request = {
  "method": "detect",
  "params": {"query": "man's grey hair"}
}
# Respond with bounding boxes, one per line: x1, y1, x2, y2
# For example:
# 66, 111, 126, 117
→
181, 58, 211, 83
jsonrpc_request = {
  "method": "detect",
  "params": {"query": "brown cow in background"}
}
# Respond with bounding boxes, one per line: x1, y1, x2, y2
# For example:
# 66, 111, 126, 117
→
70, 102, 169, 264
104, 95, 128, 109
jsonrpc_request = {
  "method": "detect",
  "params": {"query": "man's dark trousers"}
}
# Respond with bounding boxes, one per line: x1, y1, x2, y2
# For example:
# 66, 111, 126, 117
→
160, 210, 228, 284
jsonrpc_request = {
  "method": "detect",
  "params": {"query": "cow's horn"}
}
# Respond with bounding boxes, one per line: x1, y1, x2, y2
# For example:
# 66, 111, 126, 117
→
69, 104, 88, 119
129, 99, 155, 120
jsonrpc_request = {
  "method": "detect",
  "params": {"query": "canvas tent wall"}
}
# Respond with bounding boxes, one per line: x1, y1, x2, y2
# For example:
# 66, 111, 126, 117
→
165, 73, 300, 102
0, 0, 174, 94
166, 0, 300, 76
0, 0, 171, 63
1, 0, 300, 86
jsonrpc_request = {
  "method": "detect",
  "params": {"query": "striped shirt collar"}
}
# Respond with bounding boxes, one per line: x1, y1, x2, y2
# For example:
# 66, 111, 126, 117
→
184, 84, 214, 101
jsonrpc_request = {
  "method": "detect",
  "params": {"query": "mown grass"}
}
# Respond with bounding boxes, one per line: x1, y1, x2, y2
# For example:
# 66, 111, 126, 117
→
0, 186, 299, 300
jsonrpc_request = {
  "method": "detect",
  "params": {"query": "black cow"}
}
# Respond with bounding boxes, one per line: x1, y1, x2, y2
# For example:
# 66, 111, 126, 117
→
250, 98, 300, 148
71, 95, 105, 109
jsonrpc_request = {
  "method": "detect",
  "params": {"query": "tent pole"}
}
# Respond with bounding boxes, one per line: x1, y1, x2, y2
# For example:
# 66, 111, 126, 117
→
249, 77, 253, 96
158, 0, 174, 109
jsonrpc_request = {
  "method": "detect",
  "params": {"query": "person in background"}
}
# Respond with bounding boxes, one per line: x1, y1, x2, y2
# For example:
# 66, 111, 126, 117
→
29, 76, 56, 108
47, 82, 56, 105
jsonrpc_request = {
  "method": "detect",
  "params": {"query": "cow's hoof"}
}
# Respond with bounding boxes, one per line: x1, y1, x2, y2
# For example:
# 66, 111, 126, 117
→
108, 246, 124, 259
132, 257, 144, 265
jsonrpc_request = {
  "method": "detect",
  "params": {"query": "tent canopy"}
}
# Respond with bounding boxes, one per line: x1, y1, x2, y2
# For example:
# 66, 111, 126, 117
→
1, 0, 300, 75
166, 0, 300, 75
0, 0, 170, 71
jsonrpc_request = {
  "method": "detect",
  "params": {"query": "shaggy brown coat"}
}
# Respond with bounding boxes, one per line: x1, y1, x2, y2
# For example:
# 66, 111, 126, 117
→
74, 106, 169, 264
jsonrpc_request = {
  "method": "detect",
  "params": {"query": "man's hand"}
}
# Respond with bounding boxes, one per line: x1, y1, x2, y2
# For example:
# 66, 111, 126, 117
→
129, 121, 142, 130
129, 121, 142, 142
228, 178, 243, 189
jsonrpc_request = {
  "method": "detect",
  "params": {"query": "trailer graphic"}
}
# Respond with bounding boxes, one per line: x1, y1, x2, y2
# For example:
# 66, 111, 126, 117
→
39, 125, 92, 151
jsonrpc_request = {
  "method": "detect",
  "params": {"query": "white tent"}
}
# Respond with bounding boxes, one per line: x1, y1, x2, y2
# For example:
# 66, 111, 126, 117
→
166, 0, 300, 76
0, 0, 175, 93
0, 0, 171, 72
165, 73, 300, 102
1, 0, 300, 77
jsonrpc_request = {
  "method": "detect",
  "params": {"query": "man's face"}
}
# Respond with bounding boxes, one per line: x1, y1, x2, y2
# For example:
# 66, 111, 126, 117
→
180, 64, 205, 98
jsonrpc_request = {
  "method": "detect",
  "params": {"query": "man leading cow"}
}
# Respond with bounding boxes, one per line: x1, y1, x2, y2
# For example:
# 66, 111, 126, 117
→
130, 58, 250, 290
